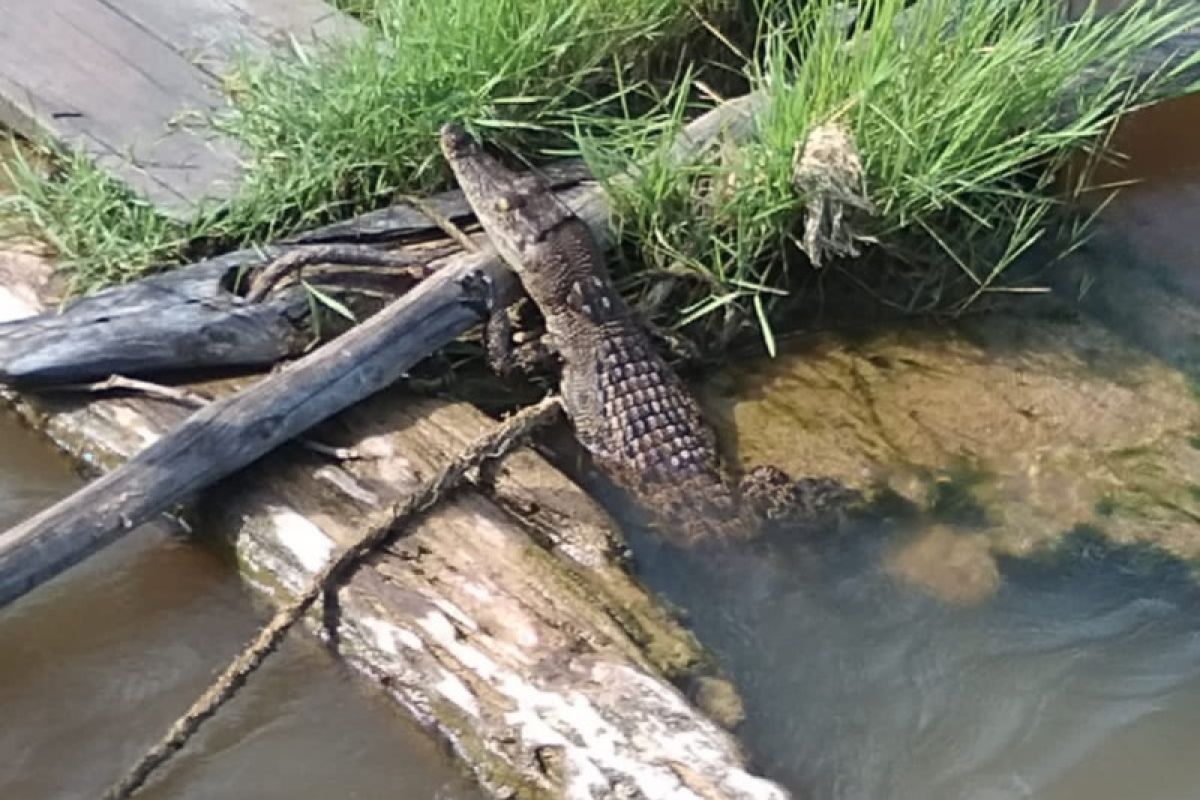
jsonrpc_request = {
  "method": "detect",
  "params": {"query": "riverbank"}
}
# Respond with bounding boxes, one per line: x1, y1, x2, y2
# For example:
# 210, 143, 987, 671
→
6, 0, 1198, 349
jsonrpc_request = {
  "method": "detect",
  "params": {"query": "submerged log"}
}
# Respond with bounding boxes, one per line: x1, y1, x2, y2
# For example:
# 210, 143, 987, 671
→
0, 251, 788, 799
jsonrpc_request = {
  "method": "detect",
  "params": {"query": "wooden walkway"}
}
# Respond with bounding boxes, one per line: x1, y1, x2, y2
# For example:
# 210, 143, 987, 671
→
0, 0, 361, 218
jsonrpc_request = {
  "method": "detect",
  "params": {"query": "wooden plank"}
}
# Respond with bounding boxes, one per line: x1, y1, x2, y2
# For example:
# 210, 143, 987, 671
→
226, 0, 363, 49
0, 0, 359, 218
100, 0, 362, 78
0, 0, 242, 215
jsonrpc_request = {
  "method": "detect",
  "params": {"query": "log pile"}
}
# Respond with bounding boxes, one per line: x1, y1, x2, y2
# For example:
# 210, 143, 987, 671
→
0, 245, 788, 798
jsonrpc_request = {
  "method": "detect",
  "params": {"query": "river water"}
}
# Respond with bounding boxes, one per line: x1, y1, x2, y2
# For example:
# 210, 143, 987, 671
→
0, 413, 481, 799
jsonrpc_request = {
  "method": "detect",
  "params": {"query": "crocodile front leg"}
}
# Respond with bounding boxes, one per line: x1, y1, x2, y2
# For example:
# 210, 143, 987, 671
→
484, 300, 560, 378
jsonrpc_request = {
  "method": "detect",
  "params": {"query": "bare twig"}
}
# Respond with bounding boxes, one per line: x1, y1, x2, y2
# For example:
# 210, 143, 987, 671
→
50, 375, 213, 408
103, 394, 563, 800
49, 374, 366, 461
395, 193, 482, 254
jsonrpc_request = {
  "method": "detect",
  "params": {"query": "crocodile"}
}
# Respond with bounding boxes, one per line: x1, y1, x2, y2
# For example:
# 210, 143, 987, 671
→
439, 123, 855, 545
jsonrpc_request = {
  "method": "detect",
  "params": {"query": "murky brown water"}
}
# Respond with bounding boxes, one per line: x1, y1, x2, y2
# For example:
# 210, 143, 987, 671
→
0, 412, 481, 800
1081, 92, 1200, 297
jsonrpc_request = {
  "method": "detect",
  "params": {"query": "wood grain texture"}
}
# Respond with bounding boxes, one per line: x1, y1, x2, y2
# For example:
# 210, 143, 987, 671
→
0, 0, 360, 217
0, 247, 510, 607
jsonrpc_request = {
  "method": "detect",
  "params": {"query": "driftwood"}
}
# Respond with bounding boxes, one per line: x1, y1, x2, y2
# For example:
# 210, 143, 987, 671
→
0, 161, 591, 386
0, 245, 512, 607
1, 254, 786, 799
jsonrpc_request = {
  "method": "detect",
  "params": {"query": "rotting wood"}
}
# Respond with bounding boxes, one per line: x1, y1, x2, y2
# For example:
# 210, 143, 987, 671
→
104, 394, 565, 800
242, 243, 436, 302
0, 164, 592, 386
0, 253, 788, 799
0, 166, 619, 608
0, 246, 511, 608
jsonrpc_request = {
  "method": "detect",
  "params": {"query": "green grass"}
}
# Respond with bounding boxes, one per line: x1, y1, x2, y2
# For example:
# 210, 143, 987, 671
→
4, 0, 1200, 357
2, 0, 734, 291
216, 0, 734, 231
0, 143, 209, 293
586, 0, 1200, 349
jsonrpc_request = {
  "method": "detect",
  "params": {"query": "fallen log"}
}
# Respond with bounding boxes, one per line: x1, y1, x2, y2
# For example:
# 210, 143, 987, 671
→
0, 245, 306, 384
0, 244, 510, 607
104, 394, 567, 800
1, 251, 785, 799
0, 162, 591, 386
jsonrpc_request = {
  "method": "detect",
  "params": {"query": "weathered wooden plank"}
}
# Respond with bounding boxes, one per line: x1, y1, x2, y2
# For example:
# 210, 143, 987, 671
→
99, 0, 274, 74
0, 0, 240, 214
100, 0, 362, 78
0, 0, 359, 217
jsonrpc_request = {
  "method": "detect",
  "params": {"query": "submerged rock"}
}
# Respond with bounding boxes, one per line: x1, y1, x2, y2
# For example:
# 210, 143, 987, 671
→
701, 310, 1200, 591
883, 524, 1000, 607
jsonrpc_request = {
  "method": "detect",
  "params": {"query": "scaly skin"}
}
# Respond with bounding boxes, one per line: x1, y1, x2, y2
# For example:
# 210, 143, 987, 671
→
440, 124, 851, 544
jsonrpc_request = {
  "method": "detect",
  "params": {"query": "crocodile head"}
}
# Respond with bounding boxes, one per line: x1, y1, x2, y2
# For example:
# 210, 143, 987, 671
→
439, 123, 575, 280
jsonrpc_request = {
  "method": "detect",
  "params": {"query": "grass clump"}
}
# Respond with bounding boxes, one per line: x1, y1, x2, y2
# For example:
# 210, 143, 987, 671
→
590, 0, 1200, 348
218, 0, 736, 235
0, 143, 201, 292
6, 0, 735, 293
